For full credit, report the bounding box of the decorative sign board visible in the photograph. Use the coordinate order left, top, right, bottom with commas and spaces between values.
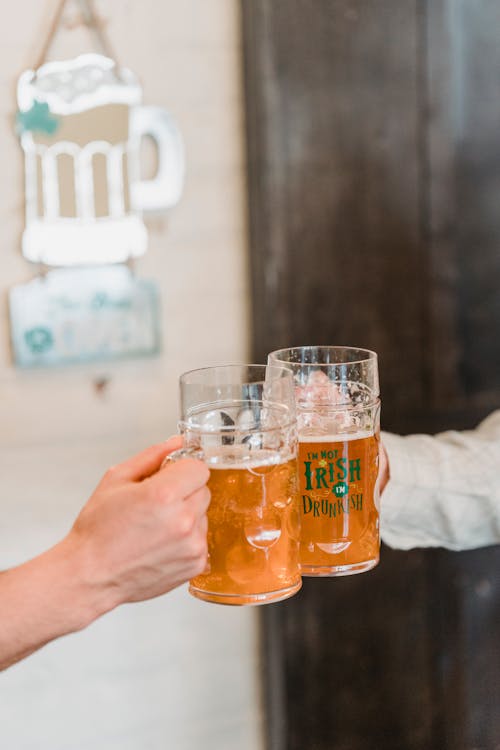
16, 53, 184, 266
9, 266, 160, 367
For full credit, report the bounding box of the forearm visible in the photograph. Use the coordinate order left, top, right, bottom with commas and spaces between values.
0, 439, 209, 672
381, 463, 500, 551
380, 412, 500, 550
0, 538, 112, 671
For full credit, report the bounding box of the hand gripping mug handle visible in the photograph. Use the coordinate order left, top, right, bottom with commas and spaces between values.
130, 106, 185, 213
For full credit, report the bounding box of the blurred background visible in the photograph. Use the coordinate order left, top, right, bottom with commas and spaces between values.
1, 1, 500, 749
0, 1, 258, 749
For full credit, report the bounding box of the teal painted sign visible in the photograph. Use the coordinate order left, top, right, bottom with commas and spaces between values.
9, 266, 161, 368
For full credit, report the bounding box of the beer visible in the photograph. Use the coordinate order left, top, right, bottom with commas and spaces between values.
297, 432, 379, 575
190, 448, 301, 605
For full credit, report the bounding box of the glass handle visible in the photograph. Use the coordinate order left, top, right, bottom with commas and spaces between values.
161, 447, 204, 470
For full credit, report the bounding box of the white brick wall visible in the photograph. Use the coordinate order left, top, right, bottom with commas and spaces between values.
0, 2, 262, 748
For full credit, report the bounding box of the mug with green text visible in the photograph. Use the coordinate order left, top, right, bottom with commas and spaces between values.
268, 346, 381, 577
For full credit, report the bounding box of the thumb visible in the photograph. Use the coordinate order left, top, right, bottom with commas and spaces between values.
106, 436, 183, 483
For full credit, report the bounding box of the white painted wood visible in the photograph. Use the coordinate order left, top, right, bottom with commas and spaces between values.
0, 2, 260, 749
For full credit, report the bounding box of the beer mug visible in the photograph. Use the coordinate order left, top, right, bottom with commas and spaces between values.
166, 364, 302, 605
268, 347, 380, 576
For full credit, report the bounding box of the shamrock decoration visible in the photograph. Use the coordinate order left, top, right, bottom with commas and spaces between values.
16, 100, 60, 136
24, 326, 54, 354
318, 459, 327, 468
91, 292, 109, 310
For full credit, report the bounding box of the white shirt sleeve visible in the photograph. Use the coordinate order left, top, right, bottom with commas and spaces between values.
380, 410, 500, 551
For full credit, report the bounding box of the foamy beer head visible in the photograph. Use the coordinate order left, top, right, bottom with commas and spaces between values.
268, 346, 381, 577
172, 364, 302, 606
19, 54, 140, 148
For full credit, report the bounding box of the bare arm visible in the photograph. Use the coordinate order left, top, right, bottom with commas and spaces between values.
0, 437, 210, 672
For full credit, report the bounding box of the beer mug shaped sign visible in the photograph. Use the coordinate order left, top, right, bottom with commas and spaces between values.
16, 53, 184, 266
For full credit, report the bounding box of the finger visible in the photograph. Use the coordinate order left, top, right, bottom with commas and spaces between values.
378, 442, 389, 494
147, 457, 210, 502
108, 437, 183, 483
196, 513, 208, 538
185, 485, 211, 518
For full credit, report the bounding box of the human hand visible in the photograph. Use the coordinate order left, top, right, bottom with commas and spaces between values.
379, 441, 390, 494
61, 436, 211, 619
0, 438, 210, 671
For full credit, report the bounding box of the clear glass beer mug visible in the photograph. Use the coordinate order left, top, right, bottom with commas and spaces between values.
166, 364, 302, 605
268, 346, 381, 576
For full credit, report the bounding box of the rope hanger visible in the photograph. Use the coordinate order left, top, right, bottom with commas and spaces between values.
32, 0, 118, 72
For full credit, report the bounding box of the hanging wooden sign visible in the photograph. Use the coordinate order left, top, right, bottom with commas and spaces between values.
9, 266, 160, 367
9, 0, 183, 368
16, 52, 184, 267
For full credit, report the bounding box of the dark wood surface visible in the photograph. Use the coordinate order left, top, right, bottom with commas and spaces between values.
242, 1, 500, 748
